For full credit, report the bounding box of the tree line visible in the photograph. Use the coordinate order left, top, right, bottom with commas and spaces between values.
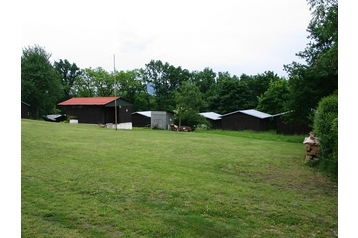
21, 0, 338, 178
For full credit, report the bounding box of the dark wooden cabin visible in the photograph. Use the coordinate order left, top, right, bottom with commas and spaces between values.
21, 101, 30, 118
199, 112, 222, 129
57, 97, 132, 124
221, 109, 272, 131
132, 111, 151, 127
274, 112, 311, 135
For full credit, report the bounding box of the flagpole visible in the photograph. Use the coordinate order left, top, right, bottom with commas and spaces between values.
114, 54, 117, 131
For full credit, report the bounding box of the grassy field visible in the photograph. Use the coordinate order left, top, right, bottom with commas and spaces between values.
21, 119, 337, 237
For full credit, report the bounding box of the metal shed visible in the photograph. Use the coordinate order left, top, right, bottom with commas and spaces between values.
132, 111, 151, 127
21, 101, 30, 119
273, 112, 311, 135
221, 109, 272, 131
199, 112, 222, 129
132, 111, 174, 130
151, 111, 174, 130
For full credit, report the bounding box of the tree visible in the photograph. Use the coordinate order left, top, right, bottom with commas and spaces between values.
115, 69, 149, 111
91, 67, 113, 96
21, 45, 62, 119
208, 72, 252, 114
256, 78, 290, 115
72, 67, 113, 97
72, 68, 96, 97
243, 71, 281, 109
144, 60, 189, 111
191, 67, 217, 112
144, 60, 173, 110
191, 67, 216, 95
283, 0, 338, 125
174, 81, 206, 129
54, 59, 81, 100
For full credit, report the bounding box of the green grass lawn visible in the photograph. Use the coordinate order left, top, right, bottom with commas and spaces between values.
21, 119, 337, 237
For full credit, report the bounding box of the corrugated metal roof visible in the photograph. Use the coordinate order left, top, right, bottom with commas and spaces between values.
222, 109, 272, 119
271, 111, 291, 117
21, 101, 30, 106
199, 112, 222, 120
132, 111, 152, 117
58, 97, 119, 106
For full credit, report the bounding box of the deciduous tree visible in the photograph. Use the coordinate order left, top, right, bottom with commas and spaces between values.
283, 0, 338, 125
54, 59, 81, 100
256, 78, 290, 115
21, 45, 62, 119
174, 81, 206, 129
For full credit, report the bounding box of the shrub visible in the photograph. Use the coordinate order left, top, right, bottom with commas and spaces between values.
175, 110, 211, 131
312, 93, 338, 180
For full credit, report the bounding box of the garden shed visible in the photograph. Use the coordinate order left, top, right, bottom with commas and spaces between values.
132, 111, 174, 129
21, 101, 30, 118
57, 97, 132, 124
221, 109, 272, 131
151, 111, 174, 130
273, 112, 311, 135
132, 111, 151, 127
199, 112, 222, 129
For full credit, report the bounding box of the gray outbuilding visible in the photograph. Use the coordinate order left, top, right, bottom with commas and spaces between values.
132, 111, 174, 130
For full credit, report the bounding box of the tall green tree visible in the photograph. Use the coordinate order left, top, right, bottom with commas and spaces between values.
144, 60, 172, 110
72, 67, 113, 97
243, 71, 281, 109
174, 81, 206, 129
21, 45, 62, 119
144, 60, 189, 111
54, 59, 81, 100
191, 67, 216, 94
283, 0, 338, 125
91, 67, 113, 96
191, 67, 216, 112
115, 69, 149, 111
72, 68, 96, 97
208, 72, 252, 114
256, 78, 290, 115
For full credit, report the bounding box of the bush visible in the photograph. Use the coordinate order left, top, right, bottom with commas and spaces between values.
175, 110, 211, 131
312, 93, 338, 180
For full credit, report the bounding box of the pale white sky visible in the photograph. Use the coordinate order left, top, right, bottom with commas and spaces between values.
21, 0, 312, 77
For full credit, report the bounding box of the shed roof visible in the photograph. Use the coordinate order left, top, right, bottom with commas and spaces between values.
58, 97, 120, 106
21, 101, 30, 106
271, 111, 291, 117
132, 111, 152, 118
199, 112, 222, 120
222, 109, 272, 119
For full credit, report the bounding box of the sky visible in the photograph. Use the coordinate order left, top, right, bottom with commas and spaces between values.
20, 0, 313, 78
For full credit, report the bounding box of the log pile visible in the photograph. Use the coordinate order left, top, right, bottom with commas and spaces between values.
303, 132, 321, 162
170, 124, 192, 132
98, 123, 107, 128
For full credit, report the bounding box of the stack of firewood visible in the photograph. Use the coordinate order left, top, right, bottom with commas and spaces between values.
303, 132, 321, 162
98, 123, 107, 128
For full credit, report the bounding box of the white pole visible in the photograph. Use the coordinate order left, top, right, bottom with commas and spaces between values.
114, 54, 117, 130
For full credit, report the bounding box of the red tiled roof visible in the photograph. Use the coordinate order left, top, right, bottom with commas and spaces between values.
58, 97, 120, 106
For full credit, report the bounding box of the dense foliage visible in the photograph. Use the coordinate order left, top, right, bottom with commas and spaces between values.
283, 0, 338, 126
312, 93, 338, 180
21, 45, 62, 119
54, 59, 81, 101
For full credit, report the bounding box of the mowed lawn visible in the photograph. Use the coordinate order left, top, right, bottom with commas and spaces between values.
21, 119, 337, 237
